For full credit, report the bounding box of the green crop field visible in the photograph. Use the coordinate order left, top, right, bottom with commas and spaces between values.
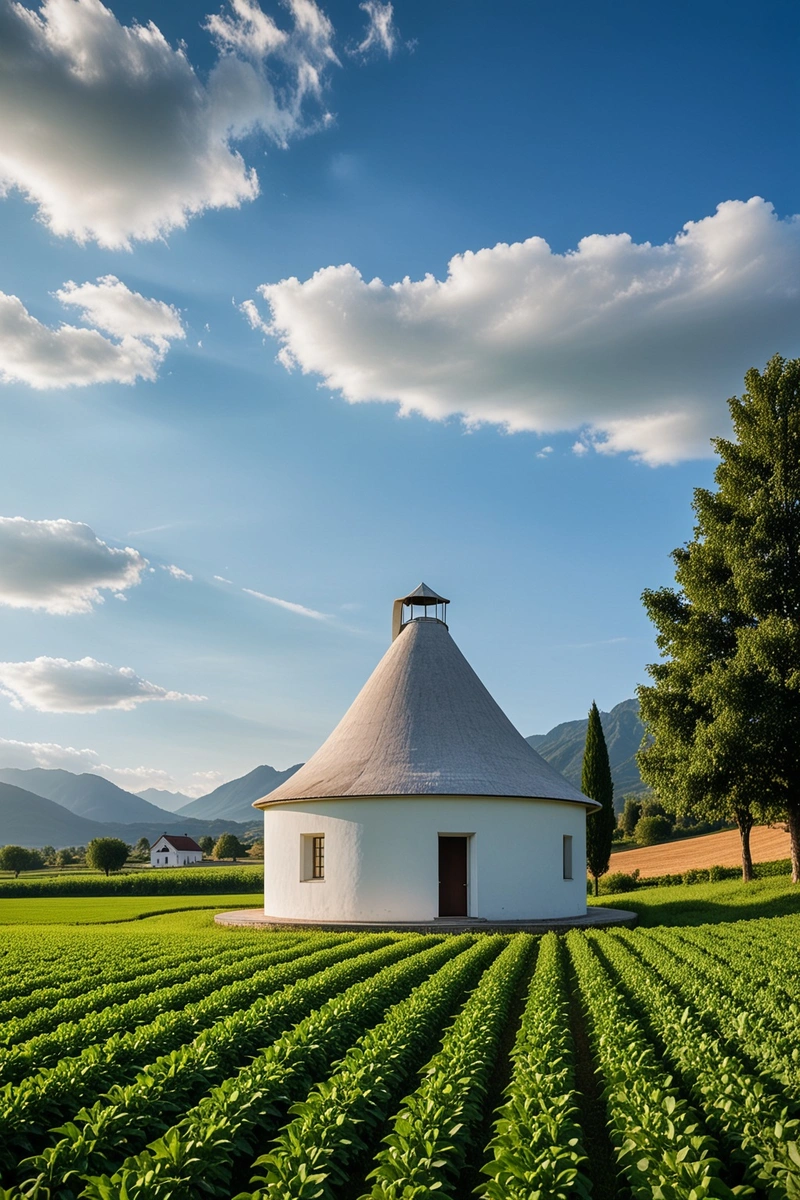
0, 893, 263, 925
1, 908, 799, 1199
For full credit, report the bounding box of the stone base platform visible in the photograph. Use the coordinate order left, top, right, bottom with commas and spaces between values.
214, 907, 636, 933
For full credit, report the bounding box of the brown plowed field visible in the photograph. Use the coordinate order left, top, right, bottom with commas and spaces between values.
609, 823, 790, 878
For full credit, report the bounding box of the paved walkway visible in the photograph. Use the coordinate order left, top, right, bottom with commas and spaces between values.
214, 906, 636, 933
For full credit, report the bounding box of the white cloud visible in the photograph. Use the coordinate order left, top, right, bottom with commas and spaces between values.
56, 276, 184, 345
0, 517, 147, 614
0, 276, 184, 388
243, 586, 328, 619
352, 1, 397, 57
536, 445, 553, 459
0, 737, 218, 797
246, 198, 800, 465
0, 656, 206, 713
161, 563, 193, 581
0, 0, 338, 248
214, 574, 233, 583
0, 736, 100, 771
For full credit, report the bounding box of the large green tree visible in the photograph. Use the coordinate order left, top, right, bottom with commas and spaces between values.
213, 832, 245, 861
638, 356, 800, 882
583, 701, 616, 895
85, 837, 129, 877
0, 845, 43, 877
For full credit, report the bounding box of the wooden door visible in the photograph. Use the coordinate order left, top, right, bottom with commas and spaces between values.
438, 836, 468, 917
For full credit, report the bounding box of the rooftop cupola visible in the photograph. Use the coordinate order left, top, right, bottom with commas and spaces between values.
391, 582, 449, 642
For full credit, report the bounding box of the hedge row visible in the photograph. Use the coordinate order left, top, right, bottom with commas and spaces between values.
592, 856, 792, 894
0, 866, 262, 898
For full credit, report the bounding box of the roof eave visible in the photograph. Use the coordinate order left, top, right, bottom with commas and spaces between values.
253, 791, 600, 810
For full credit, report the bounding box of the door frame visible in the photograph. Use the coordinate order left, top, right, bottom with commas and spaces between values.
437, 832, 475, 918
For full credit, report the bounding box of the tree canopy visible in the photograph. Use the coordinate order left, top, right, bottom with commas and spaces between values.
213, 832, 245, 861
638, 355, 800, 881
0, 845, 43, 877
85, 837, 129, 877
583, 701, 616, 894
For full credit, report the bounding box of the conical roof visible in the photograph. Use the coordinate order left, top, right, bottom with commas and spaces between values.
255, 617, 597, 808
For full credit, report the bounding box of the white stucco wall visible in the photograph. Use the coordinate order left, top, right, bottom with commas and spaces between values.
262, 795, 588, 921
150, 840, 203, 868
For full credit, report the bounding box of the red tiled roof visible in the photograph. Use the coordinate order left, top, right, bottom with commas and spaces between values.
151, 834, 202, 851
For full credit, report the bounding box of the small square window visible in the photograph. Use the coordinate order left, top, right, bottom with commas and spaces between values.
562, 835, 573, 880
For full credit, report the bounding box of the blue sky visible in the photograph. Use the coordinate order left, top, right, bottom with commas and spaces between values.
0, 0, 798, 797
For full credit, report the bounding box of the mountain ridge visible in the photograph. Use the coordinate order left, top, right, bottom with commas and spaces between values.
177, 764, 304, 824
0, 768, 177, 825
526, 697, 648, 802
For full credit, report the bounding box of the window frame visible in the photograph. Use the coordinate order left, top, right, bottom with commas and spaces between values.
300, 832, 326, 881
562, 834, 573, 880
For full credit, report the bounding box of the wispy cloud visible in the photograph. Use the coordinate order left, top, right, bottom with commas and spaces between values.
214, 574, 233, 583
161, 564, 193, 581
127, 523, 180, 537
351, 1, 398, 58
554, 636, 633, 650
243, 587, 329, 620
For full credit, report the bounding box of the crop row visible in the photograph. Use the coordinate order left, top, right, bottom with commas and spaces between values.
82, 935, 485, 1199
478, 931, 590, 1200
2, 919, 799, 1200
0, 935, 361, 1084
596, 932, 800, 1195
237, 935, 504, 1199
0, 936, 302, 1043
17, 935, 441, 1197
0, 934, 400, 1170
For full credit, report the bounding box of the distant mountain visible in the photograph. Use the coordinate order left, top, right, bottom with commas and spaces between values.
136, 787, 194, 813
527, 698, 649, 804
0, 781, 106, 847
0, 768, 176, 825
178, 764, 304, 824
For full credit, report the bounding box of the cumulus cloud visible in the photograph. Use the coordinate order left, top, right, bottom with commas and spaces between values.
0, 656, 206, 713
352, 1, 397, 57
243, 586, 328, 619
245, 198, 800, 465
161, 563, 193, 581
0, 0, 338, 248
0, 276, 184, 388
0, 517, 147, 613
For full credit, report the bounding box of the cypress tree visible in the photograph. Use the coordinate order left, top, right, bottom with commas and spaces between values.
583, 701, 615, 895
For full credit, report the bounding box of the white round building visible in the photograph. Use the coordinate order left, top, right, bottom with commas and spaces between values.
254, 584, 599, 924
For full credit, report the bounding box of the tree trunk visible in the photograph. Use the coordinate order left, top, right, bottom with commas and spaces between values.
593, 875, 599, 897
734, 807, 754, 882
788, 803, 800, 884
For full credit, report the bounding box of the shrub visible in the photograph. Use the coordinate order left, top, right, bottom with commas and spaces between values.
599, 871, 640, 893
0, 865, 261, 897
634, 815, 672, 846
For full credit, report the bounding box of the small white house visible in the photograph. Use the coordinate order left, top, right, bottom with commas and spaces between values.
254, 583, 600, 923
150, 834, 203, 868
